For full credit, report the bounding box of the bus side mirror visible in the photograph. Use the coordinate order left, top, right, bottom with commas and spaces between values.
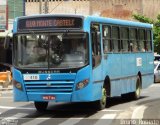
4, 36, 10, 49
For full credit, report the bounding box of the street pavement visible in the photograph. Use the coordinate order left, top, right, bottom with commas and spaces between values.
0, 83, 160, 125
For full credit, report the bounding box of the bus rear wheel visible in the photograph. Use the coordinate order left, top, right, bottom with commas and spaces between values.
93, 87, 107, 110
131, 76, 141, 99
34, 102, 48, 112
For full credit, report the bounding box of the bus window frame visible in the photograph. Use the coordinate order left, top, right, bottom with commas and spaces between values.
12, 31, 90, 72
111, 25, 121, 53
120, 27, 130, 53
102, 25, 112, 54
138, 28, 146, 52
91, 23, 102, 68
129, 28, 139, 53
146, 30, 152, 52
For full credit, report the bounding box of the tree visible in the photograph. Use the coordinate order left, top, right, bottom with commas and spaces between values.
133, 13, 160, 54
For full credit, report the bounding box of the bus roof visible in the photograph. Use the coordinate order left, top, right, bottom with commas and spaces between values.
85, 15, 153, 28
14, 14, 153, 29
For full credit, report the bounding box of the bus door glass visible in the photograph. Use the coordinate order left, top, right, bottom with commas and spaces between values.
91, 24, 101, 68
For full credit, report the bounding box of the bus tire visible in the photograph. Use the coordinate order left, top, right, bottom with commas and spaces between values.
131, 76, 141, 100
34, 102, 48, 112
93, 87, 107, 110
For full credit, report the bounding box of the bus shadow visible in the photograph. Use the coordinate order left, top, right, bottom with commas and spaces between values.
106, 95, 148, 108
19, 102, 98, 118
24, 96, 148, 118
1, 96, 148, 119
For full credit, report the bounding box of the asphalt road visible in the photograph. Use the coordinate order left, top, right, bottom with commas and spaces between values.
0, 83, 160, 125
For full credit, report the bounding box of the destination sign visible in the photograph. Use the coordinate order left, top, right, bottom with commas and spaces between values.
18, 16, 83, 31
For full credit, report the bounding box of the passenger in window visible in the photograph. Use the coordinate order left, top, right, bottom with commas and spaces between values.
130, 42, 138, 52
76, 42, 85, 53
103, 40, 110, 53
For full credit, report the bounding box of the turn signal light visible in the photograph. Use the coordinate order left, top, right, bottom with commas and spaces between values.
12, 80, 23, 91
76, 79, 89, 90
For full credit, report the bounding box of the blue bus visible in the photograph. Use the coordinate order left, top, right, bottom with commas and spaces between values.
10, 14, 154, 111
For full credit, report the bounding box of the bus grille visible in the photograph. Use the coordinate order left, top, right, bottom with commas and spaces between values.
25, 81, 74, 93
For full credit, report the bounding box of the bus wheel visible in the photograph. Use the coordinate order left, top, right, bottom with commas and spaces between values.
93, 87, 107, 110
131, 76, 141, 100
34, 102, 48, 112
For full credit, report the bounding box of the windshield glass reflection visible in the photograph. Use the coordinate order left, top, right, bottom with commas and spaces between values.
13, 33, 89, 69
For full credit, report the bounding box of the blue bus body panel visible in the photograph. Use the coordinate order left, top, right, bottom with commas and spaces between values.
13, 65, 96, 102
101, 52, 154, 97
83, 16, 153, 97
12, 68, 28, 101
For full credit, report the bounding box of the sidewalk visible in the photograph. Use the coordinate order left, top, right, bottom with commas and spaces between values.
0, 85, 13, 96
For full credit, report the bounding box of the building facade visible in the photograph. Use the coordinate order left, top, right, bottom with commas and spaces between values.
0, 0, 24, 70
25, 0, 160, 20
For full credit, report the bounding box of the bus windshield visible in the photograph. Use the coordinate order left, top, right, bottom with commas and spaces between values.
13, 33, 89, 69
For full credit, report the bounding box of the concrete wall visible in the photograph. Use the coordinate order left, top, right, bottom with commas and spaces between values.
25, 0, 160, 20
91, 0, 160, 20
25, 0, 90, 16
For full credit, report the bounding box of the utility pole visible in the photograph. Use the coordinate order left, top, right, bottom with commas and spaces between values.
39, 0, 42, 14
39, 0, 48, 14
89, 0, 92, 15
44, 0, 49, 14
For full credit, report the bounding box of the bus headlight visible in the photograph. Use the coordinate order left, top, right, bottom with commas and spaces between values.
76, 79, 89, 90
13, 80, 23, 91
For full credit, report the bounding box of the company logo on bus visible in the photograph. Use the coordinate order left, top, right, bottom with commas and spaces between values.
38, 70, 60, 74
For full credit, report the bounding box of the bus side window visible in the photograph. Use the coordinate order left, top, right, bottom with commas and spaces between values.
120, 27, 129, 52
129, 28, 138, 52
146, 30, 152, 52
102, 25, 112, 53
91, 24, 101, 67
112, 26, 120, 53
138, 29, 145, 52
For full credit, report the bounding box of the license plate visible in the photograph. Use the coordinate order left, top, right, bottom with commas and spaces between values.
43, 95, 55, 100
24, 74, 39, 80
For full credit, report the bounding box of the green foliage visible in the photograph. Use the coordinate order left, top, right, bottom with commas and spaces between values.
133, 13, 160, 53
133, 14, 154, 24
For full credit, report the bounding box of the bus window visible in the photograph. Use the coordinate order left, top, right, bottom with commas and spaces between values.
146, 30, 152, 52
138, 29, 145, 52
102, 25, 112, 53
91, 24, 101, 67
112, 26, 120, 53
130, 28, 138, 52
120, 27, 129, 52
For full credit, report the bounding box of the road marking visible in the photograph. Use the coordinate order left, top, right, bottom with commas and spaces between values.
100, 114, 117, 119
58, 117, 84, 125
131, 105, 147, 119
22, 116, 51, 125
1, 113, 28, 123
101, 109, 122, 112
94, 114, 116, 125
0, 106, 35, 110
0, 91, 13, 94
0, 96, 12, 99
7, 113, 28, 119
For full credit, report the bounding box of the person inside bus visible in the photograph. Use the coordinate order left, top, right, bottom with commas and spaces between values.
130, 41, 138, 52
25, 42, 46, 65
